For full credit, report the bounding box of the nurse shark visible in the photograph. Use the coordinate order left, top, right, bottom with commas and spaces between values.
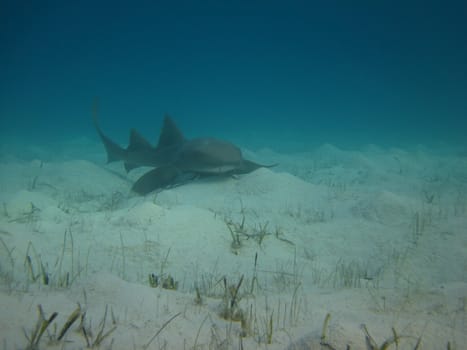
93, 114, 275, 194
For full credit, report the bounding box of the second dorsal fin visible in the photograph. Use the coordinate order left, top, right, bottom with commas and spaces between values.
127, 129, 153, 152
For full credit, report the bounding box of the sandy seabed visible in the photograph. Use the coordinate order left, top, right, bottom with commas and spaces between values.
0, 139, 466, 349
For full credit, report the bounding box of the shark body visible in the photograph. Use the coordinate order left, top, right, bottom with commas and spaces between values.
93, 115, 275, 194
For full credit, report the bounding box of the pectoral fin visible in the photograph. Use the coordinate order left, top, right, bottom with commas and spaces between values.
131, 166, 181, 195
234, 160, 278, 175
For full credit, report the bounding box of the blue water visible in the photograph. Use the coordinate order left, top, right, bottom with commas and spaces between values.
1, 1, 467, 151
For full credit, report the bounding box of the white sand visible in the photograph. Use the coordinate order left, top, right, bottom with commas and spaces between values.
0, 140, 466, 349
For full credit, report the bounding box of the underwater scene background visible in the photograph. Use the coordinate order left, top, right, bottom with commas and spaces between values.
1, 1, 467, 150
1, 2, 467, 349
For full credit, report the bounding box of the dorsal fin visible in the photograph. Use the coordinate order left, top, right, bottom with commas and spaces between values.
156, 115, 185, 149
127, 129, 153, 152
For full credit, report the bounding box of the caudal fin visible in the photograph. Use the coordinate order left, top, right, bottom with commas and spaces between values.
92, 100, 126, 163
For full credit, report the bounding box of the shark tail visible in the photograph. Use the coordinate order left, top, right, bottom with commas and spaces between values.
93, 109, 126, 163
